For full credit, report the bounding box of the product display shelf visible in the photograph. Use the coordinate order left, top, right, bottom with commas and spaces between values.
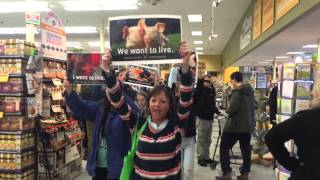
0, 41, 37, 179
37, 55, 82, 180
275, 62, 316, 180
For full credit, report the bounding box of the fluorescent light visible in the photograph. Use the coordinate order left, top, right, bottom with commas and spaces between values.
286, 51, 305, 55
61, 0, 138, 11
195, 47, 203, 51
302, 44, 317, 48
0, 27, 39, 34
67, 42, 81, 48
188, 15, 202, 22
0, 1, 50, 13
197, 52, 203, 55
65, 27, 97, 34
192, 31, 202, 36
88, 41, 110, 47
276, 56, 289, 59
295, 56, 303, 63
194, 41, 203, 45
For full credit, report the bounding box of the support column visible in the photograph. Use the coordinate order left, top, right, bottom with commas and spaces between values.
99, 20, 106, 53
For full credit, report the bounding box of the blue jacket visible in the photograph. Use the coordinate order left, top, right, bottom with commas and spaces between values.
65, 91, 138, 178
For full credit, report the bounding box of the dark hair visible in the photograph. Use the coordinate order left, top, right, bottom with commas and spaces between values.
116, 67, 127, 77
230, 72, 243, 82
136, 91, 148, 101
147, 85, 175, 118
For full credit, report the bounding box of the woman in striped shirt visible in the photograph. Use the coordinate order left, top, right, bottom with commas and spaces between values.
101, 42, 193, 180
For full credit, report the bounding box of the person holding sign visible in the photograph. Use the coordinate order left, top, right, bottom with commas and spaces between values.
101, 41, 193, 180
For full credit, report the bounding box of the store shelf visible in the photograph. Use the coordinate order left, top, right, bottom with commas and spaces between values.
42, 57, 67, 63
0, 129, 34, 135
0, 164, 35, 174
4, 112, 24, 116
0, 93, 24, 97
0, 55, 29, 59
0, 146, 35, 154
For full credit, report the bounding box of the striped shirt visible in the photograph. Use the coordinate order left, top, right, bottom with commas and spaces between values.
103, 68, 193, 180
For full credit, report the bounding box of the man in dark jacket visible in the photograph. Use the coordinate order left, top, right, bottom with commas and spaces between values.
216, 72, 257, 180
195, 74, 220, 167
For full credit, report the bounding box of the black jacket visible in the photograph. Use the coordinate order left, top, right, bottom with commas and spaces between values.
194, 79, 219, 120
265, 108, 320, 180
224, 84, 257, 133
268, 85, 278, 123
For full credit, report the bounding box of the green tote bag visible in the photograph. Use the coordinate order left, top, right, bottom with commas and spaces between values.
120, 118, 148, 180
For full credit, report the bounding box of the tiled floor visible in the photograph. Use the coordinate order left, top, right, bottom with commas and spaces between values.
76, 161, 276, 180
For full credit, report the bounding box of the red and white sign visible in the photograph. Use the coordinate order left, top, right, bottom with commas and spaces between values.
41, 11, 67, 60
25, 12, 41, 26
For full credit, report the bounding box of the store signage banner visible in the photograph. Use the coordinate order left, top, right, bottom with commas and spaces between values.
240, 15, 252, 50
25, 12, 40, 26
262, 0, 274, 32
127, 65, 159, 86
41, 11, 67, 60
253, 0, 262, 40
67, 53, 104, 84
108, 15, 182, 65
256, 73, 267, 89
276, 0, 299, 21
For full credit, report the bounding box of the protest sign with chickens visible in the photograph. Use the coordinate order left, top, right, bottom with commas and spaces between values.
109, 15, 181, 65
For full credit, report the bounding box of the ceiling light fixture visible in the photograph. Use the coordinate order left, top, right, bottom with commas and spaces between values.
197, 52, 203, 55
302, 44, 318, 48
0, 1, 50, 13
0, 27, 39, 34
195, 47, 203, 51
88, 41, 110, 47
61, 0, 138, 11
65, 26, 98, 34
194, 41, 203, 45
209, 0, 220, 40
276, 56, 290, 59
264, 59, 273, 62
192, 31, 202, 36
286, 51, 305, 55
188, 15, 202, 22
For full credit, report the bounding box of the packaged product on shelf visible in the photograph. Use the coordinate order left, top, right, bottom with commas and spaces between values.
38, 148, 65, 173
283, 63, 296, 80
0, 151, 34, 171
280, 99, 293, 115
0, 40, 5, 55
68, 158, 82, 179
296, 81, 313, 98
0, 97, 24, 113
0, 169, 34, 180
0, 117, 34, 131
0, 78, 23, 94
4, 39, 36, 56
0, 59, 23, 74
27, 97, 37, 118
38, 166, 68, 180
296, 64, 312, 80
0, 133, 34, 151
295, 99, 311, 113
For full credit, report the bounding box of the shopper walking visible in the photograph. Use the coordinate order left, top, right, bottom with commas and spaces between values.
64, 73, 139, 180
101, 41, 193, 180
265, 80, 320, 180
216, 72, 257, 180
195, 74, 220, 167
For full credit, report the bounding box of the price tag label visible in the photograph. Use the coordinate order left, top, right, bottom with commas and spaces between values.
0, 74, 9, 82
51, 92, 63, 101
52, 78, 62, 86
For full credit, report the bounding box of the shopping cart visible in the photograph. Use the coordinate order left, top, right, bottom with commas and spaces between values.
209, 114, 244, 170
